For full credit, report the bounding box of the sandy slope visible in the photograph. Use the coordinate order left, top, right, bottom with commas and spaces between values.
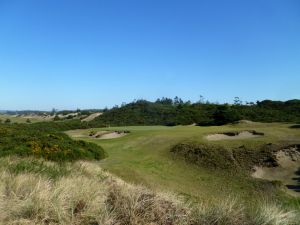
206, 131, 263, 141
82, 112, 103, 122
252, 147, 300, 197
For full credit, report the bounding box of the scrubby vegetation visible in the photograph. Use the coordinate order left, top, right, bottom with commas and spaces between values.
2, 98, 299, 127
29, 119, 89, 131
0, 122, 106, 161
0, 157, 298, 225
88, 98, 300, 127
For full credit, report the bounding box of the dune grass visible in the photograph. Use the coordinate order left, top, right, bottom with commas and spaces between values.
66, 123, 300, 207
0, 156, 298, 225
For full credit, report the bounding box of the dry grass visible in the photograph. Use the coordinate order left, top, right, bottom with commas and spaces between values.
0, 157, 298, 225
254, 203, 298, 225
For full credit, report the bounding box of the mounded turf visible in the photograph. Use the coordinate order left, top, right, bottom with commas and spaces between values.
2, 156, 297, 224
66, 122, 300, 208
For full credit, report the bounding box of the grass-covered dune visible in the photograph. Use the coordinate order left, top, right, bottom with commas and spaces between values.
66, 122, 300, 214
170, 142, 294, 171
0, 156, 298, 225
0, 123, 106, 161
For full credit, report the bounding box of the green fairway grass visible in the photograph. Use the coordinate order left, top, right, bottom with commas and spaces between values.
66, 122, 300, 207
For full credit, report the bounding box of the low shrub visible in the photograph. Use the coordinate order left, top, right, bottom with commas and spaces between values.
89, 130, 97, 136
0, 123, 106, 162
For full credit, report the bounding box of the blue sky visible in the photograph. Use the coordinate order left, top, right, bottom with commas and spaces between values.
0, 0, 299, 110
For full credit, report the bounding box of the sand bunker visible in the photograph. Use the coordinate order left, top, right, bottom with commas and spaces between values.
252, 145, 300, 196
89, 131, 129, 139
206, 130, 264, 141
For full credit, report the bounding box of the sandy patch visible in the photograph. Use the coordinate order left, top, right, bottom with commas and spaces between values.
98, 132, 127, 139
237, 120, 256, 124
17, 114, 55, 121
57, 113, 79, 119
206, 131, 264, 141
82, 113, 103, 122
90, 131, 128, 139
252, 145, 300, 196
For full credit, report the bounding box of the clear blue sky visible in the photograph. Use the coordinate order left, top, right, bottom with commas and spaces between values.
0, 0, 299, 110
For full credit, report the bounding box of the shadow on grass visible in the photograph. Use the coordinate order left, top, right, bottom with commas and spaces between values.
286, 168, 300, 193
290, 124, 300, 129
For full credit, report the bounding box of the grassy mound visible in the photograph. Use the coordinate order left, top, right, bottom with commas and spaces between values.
66, 124, 300, 204
170, 142, 286, 172
0, 157, 297, 225
0, 123, 106, 161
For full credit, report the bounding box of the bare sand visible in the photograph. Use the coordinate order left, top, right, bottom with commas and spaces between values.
82, 113, 103, 122
238, 120, 256, 124
252, 146, 300, 196
206, 131, 263, 141
92, 131, 128, 139
23, 114, 55, 121
98, 132, 127, 139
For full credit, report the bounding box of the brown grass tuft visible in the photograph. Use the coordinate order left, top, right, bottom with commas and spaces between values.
0, 157, 298, 225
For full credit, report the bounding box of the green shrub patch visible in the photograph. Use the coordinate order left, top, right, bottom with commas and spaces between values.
0, 123, 106, 161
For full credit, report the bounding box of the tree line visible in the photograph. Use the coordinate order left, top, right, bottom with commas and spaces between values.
88, 98, 300, 127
